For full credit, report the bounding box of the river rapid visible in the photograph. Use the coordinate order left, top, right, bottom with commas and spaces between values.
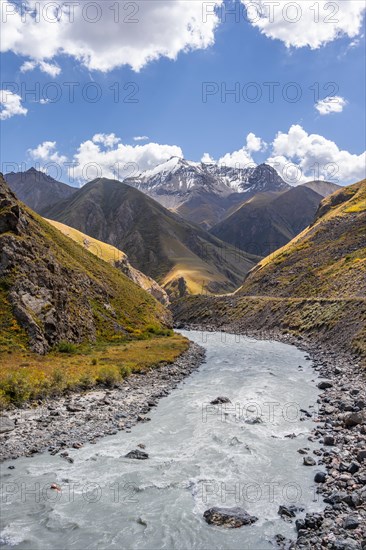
0, 330, 325, 549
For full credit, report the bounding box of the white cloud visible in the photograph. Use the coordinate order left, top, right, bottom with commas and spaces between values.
27, 127, 366, 187
245, 132, 267, 153
29, 141, 67, 165
241, 0, 366, 49
92, 133, 121, 149
1, 0, 223, 73
266, 124, 366, 184
133, 136, 149, 142
201, 152, 215, 164
315, 96, 348, 115
0, 89, 27, 120
216, 133, 266, 168
20, 59, 61, 77
70, 134, 183, 181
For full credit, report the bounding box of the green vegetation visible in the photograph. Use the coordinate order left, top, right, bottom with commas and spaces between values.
0, 335, 189, 407
239, 180, 366, 299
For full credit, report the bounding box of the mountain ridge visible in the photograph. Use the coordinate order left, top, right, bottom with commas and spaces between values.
5, 168, 77, 214
43, 177, 261, 297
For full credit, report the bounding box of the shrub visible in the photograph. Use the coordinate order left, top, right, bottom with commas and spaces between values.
57, 341, 78, 354
96, 365, 119, 387
119, 365, 131, 378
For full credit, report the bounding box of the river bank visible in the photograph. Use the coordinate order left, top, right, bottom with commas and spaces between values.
0, 343, 205, 462
177, 322, 366, 550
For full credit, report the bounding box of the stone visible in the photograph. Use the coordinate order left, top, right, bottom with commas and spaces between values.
0, 417, 15, 433
356, 450, 366, 462
348, 462, 360, 474
125, 450, 149, 460
318, 381, 333, 390
344, 411, 366, 428
343, 516, 360, 530
278, 505, 304, 519
210, 396, 231, 405
314, 472, 327, 483
324, 435, 335, 446
203, 507, 258, 528
303, 456, 316, 466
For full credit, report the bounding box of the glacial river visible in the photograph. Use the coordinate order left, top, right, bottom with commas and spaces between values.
0, 330, 325, 549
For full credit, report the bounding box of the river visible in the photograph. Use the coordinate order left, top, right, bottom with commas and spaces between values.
0, 330, 325, 549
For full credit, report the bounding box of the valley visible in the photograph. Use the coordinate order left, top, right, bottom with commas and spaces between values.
1, 171, 366, 549
1, 4, 366, 549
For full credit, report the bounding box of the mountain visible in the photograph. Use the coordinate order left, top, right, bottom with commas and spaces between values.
46, 219, 169, 305
302, 180, 341, 198
210, 185, 323, 257
43, 177, 260, 297
173, 180, 366, 363
0, 174, 170, 355
239, 179, 366, 298
4, 168, 77, 213
125, 159, 289, 228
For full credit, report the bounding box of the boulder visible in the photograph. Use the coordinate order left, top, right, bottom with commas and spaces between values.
203, 507, 258, 528
125, 450, 149, 460
303, 456, 316, 466
323, 435, 335, 446
314, 472, 327, 483
210, 397, 231, 405
343, 516, 360, 530
318, 380, 333, 390
344, 411, 366, 428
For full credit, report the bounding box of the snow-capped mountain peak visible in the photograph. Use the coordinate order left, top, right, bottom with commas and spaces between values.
125, 159, 289, 226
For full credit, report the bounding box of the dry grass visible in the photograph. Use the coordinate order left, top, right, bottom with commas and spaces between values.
0, 334, 189, 408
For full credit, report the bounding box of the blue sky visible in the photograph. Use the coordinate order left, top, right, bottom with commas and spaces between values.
1, 0, 365, 186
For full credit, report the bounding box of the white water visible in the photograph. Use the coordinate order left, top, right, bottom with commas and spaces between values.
0, 331, 324, 549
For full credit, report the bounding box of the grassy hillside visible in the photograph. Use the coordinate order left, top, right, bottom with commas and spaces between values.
174, 180, 366, 365
239, 179, 366, 298
44, 177, 260, 297
211, 186, 323, 257
0, 174, 188, 406
46, 219, 169, 304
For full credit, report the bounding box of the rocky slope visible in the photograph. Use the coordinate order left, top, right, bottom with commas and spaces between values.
0, 174, 170, 355
211, 185, 323, 257
125, 159, 289, 228
43, 177, 260, 298
302, 180, 341, 198
174, 180, 366, 362
46, 219, 169, 305
239, 179, 366, 299
5, 168, 77, 213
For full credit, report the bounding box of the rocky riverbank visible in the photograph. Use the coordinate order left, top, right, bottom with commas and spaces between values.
0, 342, 205, 462
176, 323, 366, 550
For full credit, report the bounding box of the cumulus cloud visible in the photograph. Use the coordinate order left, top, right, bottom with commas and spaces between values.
70, 134, 183, 181
133, 136, 149, 142
201, 152, 215, 164
315, 96, 348, 115
27, 127, 365, 186
241, 0, 366, 49
266, 125, 366, 184
29, 141, 67, 165
1, 0, 223, 73
215, 133, 266, 168
0, 89, 28, 120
